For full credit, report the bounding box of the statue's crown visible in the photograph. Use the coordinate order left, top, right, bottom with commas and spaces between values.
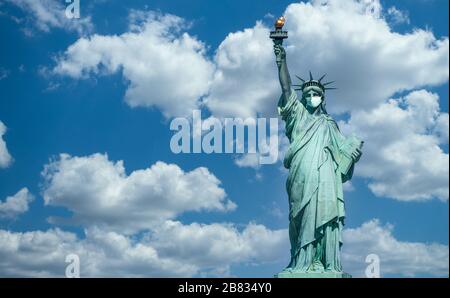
293, 72, 336, 93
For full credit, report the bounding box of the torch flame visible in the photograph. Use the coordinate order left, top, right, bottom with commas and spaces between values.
275, 16, 285, 29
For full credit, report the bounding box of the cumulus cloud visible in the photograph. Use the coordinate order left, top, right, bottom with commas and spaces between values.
0, 151, 289, 277
283, 0, 448, 113
386, 6, 410, 25
205, 22, 278, 118
342, 219, 449, 277
0, 222, 287, 277
387, 6, 410, 24
1, 218, 447, 277
434, 113, 449, 144
51, 0, 446, 119
149, 220, 287, 271
0, 227, 190, 277
340, 89, 449, 201
53, 11, 214, 118
50, 1, 449, 201
205, 0, 449, 205
0, 0, 448, 278
205, 0, 448, 118
234, 153, 261, 169
41, 153, 236, 234
0, 121, 13, 168
3, 0, 93, 35
0, 188, 34, 219
50, 1, 448, 119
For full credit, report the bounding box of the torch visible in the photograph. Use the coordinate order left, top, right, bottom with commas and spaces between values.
269, 16, 288, 64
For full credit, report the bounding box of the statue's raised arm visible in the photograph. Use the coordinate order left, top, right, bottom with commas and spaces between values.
274, 44, 293, 106
270, 16, 292, 107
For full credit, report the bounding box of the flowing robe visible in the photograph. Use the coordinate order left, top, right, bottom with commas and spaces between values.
278, 90, 354, 271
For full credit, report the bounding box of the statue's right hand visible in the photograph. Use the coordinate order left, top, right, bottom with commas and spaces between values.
274, 44, 286, 61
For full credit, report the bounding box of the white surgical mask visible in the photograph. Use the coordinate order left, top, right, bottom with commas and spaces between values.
307, 96, 322, 108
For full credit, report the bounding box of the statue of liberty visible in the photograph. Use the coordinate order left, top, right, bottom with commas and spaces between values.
271, 17, 363, 278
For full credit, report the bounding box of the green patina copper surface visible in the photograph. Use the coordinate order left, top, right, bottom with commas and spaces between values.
271, 17, 363, 278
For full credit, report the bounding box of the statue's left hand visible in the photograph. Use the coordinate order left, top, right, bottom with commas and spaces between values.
351, 148, 362, 162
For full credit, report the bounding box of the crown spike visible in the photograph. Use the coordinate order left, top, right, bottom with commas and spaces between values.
324, 87, 337, 90
295, 75, 305, 82
322, 81, 335, 86
309, 71, 313, 80
318, 73, 327, 83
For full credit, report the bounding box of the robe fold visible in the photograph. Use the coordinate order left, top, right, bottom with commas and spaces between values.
278, 90, 354, 256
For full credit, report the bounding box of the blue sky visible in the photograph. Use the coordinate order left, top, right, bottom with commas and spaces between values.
0, 0, 448, 277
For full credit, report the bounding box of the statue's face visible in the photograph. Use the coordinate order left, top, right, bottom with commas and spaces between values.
303, 87, 323, 109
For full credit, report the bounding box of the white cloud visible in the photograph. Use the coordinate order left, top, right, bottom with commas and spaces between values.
434, 113, 449, 144
1, 218, 447, 277
0, 151, 287, 277
56, 0, 447, 119
53, 11, 214, 118
149, 220, 287, 270
0, 227, 191, 277
234, 153, 261, 169
0, 221, 287, 277
3, 0, 93, 35
340, 89, 449, 201
205, 0, 449, 203
386, 6, 410, 25
0, 188, 34, 219
0, 0, 447, 278
343, 181, 355, 192
342, 219, 449, 277
205, 22, 278, 118
282, 0, 448, 114
50, 1, 449, 201
205, 0, 448, 118
50, 0, 448, 119
42, 153, 236, 234
0, 121, 13, 168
